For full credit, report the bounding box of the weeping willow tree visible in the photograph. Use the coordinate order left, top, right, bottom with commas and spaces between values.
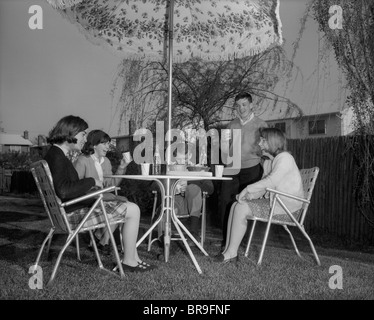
110, 60, 167, 134
170, 46, 302, 131
304, 0, 374, 227
111, 45, 302, 134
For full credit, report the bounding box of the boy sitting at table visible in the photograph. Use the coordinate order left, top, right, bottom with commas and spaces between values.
173, 143, 214, 239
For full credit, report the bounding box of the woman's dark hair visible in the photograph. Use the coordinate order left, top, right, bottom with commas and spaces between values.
234, 92, 253, 103
81, 129, 111, 155
47, 115, 88, 145
260, 127, 287, 156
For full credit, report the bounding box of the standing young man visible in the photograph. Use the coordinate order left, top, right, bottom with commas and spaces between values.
219, 92, 268, 249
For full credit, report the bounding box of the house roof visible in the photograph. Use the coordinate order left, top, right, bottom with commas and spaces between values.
259, 100, 349, 121
0, 133, 33, 146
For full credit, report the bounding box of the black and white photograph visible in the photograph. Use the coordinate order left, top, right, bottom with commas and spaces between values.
0, 0, 373, 305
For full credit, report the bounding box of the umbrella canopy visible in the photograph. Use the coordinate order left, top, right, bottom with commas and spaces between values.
47, 0, 283, 163
47, 0, 282, 63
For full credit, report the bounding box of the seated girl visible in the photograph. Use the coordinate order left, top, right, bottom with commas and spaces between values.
45, 116, 155, 272
215, 127, 304, 263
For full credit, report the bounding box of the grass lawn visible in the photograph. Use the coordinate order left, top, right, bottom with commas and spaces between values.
1, 195, 373, 302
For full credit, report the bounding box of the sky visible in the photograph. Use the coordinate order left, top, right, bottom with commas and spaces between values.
0, 0, 346, 142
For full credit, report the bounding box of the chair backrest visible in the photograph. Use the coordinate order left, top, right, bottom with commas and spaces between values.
298, 167, 319, 225
30, 160, 69, 233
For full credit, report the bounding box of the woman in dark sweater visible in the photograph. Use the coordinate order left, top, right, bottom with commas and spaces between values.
44, 115, 155, 272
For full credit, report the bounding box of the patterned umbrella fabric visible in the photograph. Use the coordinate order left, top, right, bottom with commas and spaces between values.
47, 0, 283, 164
47, 0, 283, 63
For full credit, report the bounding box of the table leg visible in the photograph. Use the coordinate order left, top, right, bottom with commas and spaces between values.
171, 216, 203, 274
136, 207, 165, 248
136, 179, 166, 248
172, 216, 209, 256
136, 177, 210, 273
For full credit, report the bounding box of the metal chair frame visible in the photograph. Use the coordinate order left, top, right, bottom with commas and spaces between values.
30, 160, 126, 285
147, 190, 208, 250
244, 167, 321, 266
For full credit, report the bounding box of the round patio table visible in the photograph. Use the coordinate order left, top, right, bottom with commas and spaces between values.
105, 173, 231, 274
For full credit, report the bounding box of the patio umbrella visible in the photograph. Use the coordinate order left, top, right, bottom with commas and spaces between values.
46, 0, 283, 162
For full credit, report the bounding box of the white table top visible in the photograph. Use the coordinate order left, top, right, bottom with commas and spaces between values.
105, 174, 231, 181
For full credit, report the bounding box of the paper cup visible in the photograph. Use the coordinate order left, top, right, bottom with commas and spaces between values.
215, 165, 224, 177
141, 163, 150, 175
122, 152, 132, 163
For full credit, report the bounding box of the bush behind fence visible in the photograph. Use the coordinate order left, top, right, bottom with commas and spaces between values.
288, 136, 374, 246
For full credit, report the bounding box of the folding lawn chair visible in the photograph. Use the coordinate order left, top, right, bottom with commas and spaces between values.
30, 160, 126, 285
245, 167, 321, 266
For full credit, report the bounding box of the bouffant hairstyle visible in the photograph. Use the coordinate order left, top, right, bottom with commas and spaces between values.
47, 115, 88, 145
260, 127, 287, 157
81, 130, 111, 156
234, 92, 253, 103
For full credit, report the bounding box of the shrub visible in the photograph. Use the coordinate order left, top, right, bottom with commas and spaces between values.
0, 151, 42, 170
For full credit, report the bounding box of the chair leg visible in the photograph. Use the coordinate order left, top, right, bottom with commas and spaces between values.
148, 191, 158, 252
88, 231, 104, 268
258, 202, 277, 265
276, 196, 321, 266
245, 220, 257, 258
119, 224, 124, 253
76, 234, 81, 261
297, 226, 321, 266
45, 231, 55, 260
99, 200, 125, 278
283, 225, 301, 258
200, 193, 207, 248
48, 233, 78, 285
33, 228, 55, 271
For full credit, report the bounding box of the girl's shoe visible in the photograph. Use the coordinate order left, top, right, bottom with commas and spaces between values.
88, 239, 111, 256
213, 254, 238, 264
121, 262, 157, 273
113, 261, 157, 273
138, 261, 157, 270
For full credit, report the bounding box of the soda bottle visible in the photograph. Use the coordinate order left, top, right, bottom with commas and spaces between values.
153, 143, 162, 175
199, 145, 207, 166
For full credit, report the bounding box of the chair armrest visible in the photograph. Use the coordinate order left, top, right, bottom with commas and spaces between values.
265, 188, 310, 204
114, 186, 121, 195
61, 186, 116, 207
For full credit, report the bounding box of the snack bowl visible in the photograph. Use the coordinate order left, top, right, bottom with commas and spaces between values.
168, 164, 187, 172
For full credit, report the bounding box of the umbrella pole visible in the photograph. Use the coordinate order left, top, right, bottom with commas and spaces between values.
166, 0, 174, 166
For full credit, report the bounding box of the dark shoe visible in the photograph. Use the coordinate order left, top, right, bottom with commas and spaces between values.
214, 253, 238, 264
186, 238, 197, 247
88, 242, 111, 256
116, 262, 157, 273
189, 216, 200, 235
220, 241, 226, 253
115, 244, 124, 254
112, 260, 157, 272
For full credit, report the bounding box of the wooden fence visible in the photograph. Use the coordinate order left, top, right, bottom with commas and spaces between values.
0, 168, 37, 195
1, 136, 373, 245
288, 136, 374, 245
0, 167, 12, 193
